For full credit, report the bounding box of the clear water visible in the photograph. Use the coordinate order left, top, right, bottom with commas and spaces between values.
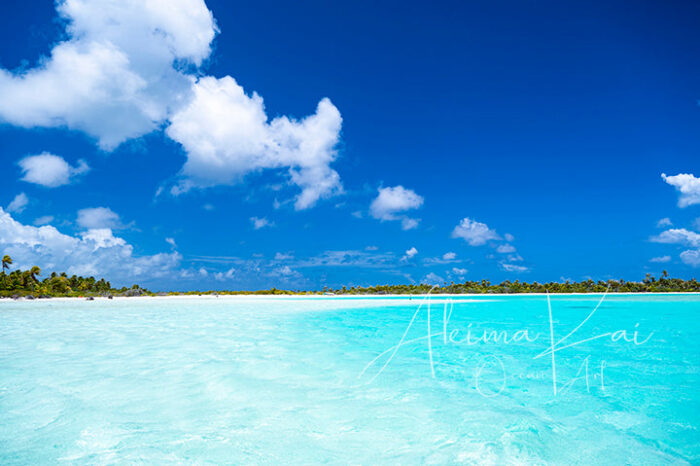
0, 295, 698, 464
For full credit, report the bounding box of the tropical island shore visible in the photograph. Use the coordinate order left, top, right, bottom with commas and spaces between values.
2, 254, 699, 299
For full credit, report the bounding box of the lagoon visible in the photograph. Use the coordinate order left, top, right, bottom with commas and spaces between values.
0, 294, 698, 464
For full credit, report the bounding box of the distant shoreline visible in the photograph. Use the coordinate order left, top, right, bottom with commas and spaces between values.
2, 291, 700, 302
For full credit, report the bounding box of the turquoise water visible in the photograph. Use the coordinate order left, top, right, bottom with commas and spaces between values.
0, 294, 698, 464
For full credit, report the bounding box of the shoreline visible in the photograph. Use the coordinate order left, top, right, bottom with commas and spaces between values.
2, 291, 700, 302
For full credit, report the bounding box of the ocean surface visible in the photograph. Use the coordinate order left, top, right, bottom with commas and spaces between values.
0, 294, 698, 464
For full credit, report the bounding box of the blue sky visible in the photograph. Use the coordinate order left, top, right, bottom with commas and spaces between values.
0, 0, 699, 290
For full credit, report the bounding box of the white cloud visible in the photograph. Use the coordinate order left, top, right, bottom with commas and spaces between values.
166, 76, 343, 210
680, 249, 700, 267
650, 228, 700, 248
451, 267, 468, 276
165, 237, 177, 248
19, 152, 89, 187
274, 252, 294, 260
6, 193, 29, 214
1, 1, 345, 211
402, 247, 418, 261
250, 216, 273, 230
271, 265, 299, 277
424, 251, 460, 265
77, 207, 124, 230
662, 173, 700, 208
0, 207, 180, 283
34, 216, 55, 226
369, 186, 423, 229
496, 244, 516, 253
501, 263, 529, 272
292, 250, 393, 268
400, 218, 420, 230
213, 268, 236, 281
650, 255, 671, 263
452, 217, 500, 246
422, 272, 444, 285
504, 233, 515, 242
0, 0, 217, 150
656, 217, 673, 228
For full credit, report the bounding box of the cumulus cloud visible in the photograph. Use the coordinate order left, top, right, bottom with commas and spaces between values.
19, 153, 89, 187
274, 252, 294, 260
402, 247, 418, 261
0, 0, 217, 150
662, 173, 700, 208
6, 193, 29, 214
0, 207, 180, 283
656, 217, 672, 228
77, 207, 124, 230
650, 255, 671, 263
165, 237, 177, 248
680, 249, 700, 267
650, 228, 700, 248
501, 263, 529, 272
400, 218, 420, 230
369, 185, 423, 229
452, 217, 500, 246
270, 265, 301, 278
34, 216, 55, 226
496, 244, 516, 253
250, 216, 273, 230
166, 76, 343, 209
451, 267, 468, 276
1, 1, 345, 211
422, 272, 444, 285
213, 268, 236, 281
424, 251, 460, 265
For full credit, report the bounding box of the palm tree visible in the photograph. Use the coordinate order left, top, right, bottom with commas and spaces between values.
29, 266, 41, 291
1, 255, 11, 288
2, 255, 11, 272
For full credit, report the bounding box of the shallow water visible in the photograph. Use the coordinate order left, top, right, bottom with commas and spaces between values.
0, 295, 698, 464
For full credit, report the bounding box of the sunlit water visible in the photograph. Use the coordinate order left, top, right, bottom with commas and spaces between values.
0, 294, 698, 464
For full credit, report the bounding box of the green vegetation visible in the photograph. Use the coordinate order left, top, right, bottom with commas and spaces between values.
1, 253, 698, 298
0, 254, 149, 298
175, 272, 700, 295
315, 272, 700, 294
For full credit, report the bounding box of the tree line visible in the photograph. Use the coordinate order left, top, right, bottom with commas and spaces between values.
1, 255, 147, 297
317, 271, 700, 295
170, 271, 699, 295
2, 253, 699, 297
